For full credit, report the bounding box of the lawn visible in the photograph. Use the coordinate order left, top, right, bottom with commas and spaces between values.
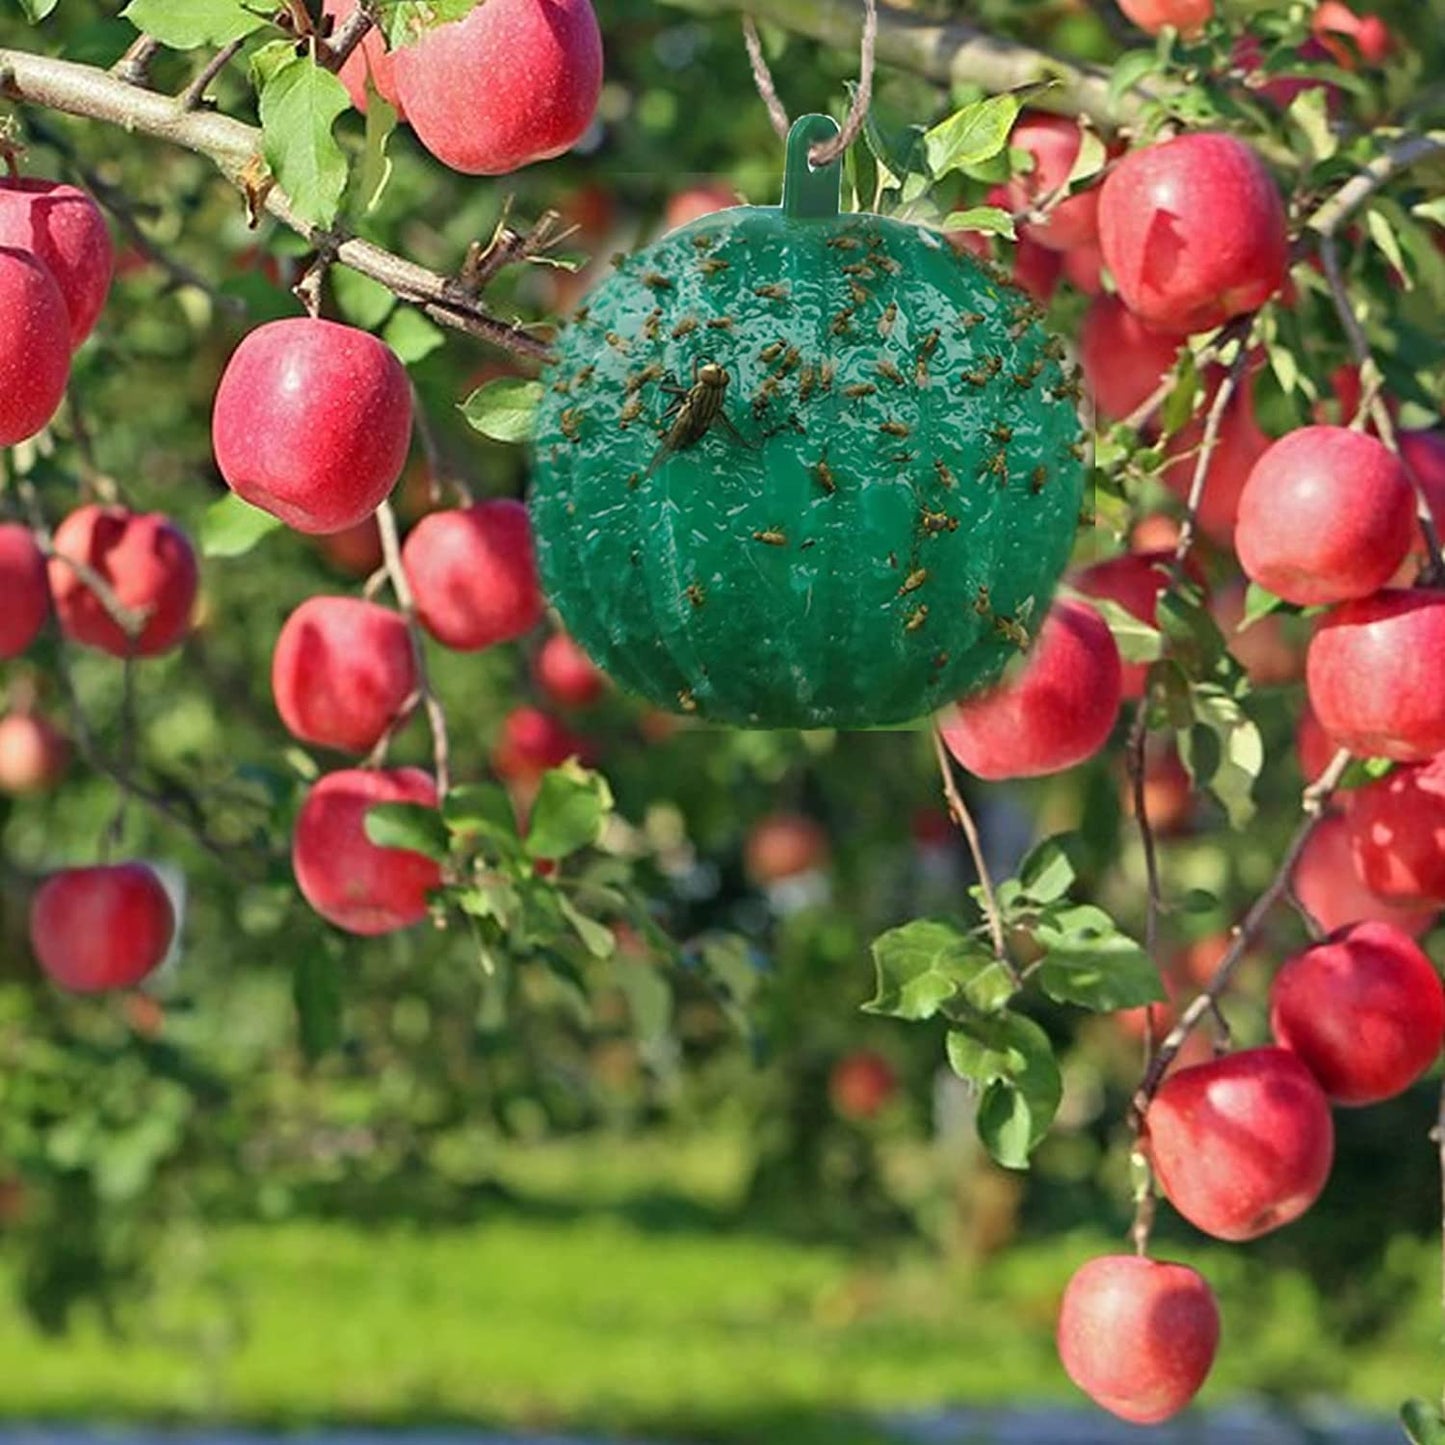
0, 1132, 1437, 1444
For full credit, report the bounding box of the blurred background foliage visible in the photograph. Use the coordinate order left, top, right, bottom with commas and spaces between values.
1, 0, 1444, 1437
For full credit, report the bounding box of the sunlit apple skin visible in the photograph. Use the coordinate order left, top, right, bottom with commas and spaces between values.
1098, 134, 1288, 334
939, 600, 1122, 779
0, 713, 68, 795
322, 0, 406, 116
745, 812, 829, 884
1294, 812, 1435, 936
402, 499, 542, 651
1057, 1255, 1220, 1425
829, 1050, 897, 1121
272, 597, 418, 754
392, 0, 603, 176
1073, 550, 1177, 699
1270, 922, 1445, 1105
1346, 757, 1445, 905
1078, 294, 1182, 423
0, 178, 113, 347
1312, 0, 1392, 66
1296, 697, 1338, 786
1000, 113, 1101, 253
0, 524, 50, 659
48, 504, 199, 658
535, 633, 606, 708
1235, 427, 1414, 606
292, 768, 442, 935
492, 706, 586, 785
0, 246, 70, 447
1116, 0, 1213, 37
29, 863, 174, 993
1162, 373, 1272, 545
1307, 590, 1445, 762
1145, 1046, 1334, 1242
212, 317, 412, 535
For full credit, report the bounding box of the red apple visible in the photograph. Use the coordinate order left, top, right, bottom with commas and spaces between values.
1116, 0, 1213, 37
1078, 294, 1183, 423
0, 524, 50, 659
402, 499, 543, 651
745, 812, 829, 884
1294, 812, 1435, 936
1073, 550, 1177, 698
292, 767, 442, 935
272, 597, 418, 754
1000, 113, 1101, 253
950, 214, 1062, 305
1312, 1, 1392, 66
0, 177, 113, 347
829, 1050, 897, 1120
664, 184, 740, 231
1270, 921, 1444, 1105
1057, 1255, 1220, 1424
1296, 696, 1338, 785
940, 600, 1122, 779
29, 862, 174, 993
1145, 1046, 1334, 1241
1346, 757, 1445, 904
1235, 426, 1414, 606
0, 246, 70, 447
0, 712, 68, 795
48, 504, 198, 658
1061, 240, 1106, 295
492, 706, 586, 784
535, 633, 605, 708
212, 317, 412, 535
1212, 582, 1304, 687
1397, 429, 1445, 581
317, 516, 384, 578
1098, 134, 1288, 334
1307, 589, 1445, 761
1162, 370, 1272, 545
322, 0, 407, 116
392, 0, 603, 176
1124, 742, 1195, 834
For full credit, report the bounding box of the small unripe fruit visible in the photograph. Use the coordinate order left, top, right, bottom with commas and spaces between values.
392, 0, 603, 176
212, 318, 412, 535
744, 812, 829, 885
272, 597, 418, 754
939, 599, 1122, 780
0, 177, 114, 346
1307, 590, 1445, 761
1057, 1255, 1220, 1424
48, 504, 199, 658
292, 767, 442, 935
1270, 921, 1445, 1105
1145, 1046, 1334, 1241
829, 1050, 897, 1121
535, 633, 606, 708
402, 499, 543, 651
1099, 134, 1288, 334
0, 524, 50, 659
0, 713, 68, 795
0, 246, 70, 446
29, 862, 174, 993
1236, 427, 1414, 606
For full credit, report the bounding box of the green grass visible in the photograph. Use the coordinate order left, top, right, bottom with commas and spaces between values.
0, 1134, 1439, 1443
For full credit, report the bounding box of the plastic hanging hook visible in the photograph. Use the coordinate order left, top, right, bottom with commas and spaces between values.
781, 114, 843, 221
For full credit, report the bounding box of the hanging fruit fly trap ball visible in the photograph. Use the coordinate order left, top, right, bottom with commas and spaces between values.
529, 115, 1088, 729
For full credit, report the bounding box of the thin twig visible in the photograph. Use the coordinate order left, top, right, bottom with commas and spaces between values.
375, 499, 451, 798
177, 39, 245, 112
110, 34, 159, 88
1306, 130, 1445, 239
931, 726, 1016, 980
319, 3, 378, 71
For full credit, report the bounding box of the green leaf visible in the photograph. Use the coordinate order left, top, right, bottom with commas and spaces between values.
363, 802, 450, 861
1015, 836, 1076, 905
256, 49, 351, 230
1157, 587, 1228, 680
293, 948, 344, 1061
1108, 50, 1162, 108
461, 377, 544, 445
525, 762, 613, 860
122, 0, 267, 47
1366, 207, 1411, 288
383, 308, 446, 365
443, 783, 518, 847
1160, 350, 1198, 435
923, 94, 1021, 179
1083, 595, 1164, 665
356, 81, 398, 216
1402, 1400, 1445, 1445
1286, 85, 1337, 165
1036, 922, 1165, 1012
864, 919, 1004, 1021
557, 893, 616, 959
16, 0, 59, 20
199, 491, 282, 558
1183, 686, 1264, 828
1241, 581, 1287, 627
1065, 129, 1108, 187
454, 877, 521, 929
1412, 198, 1445, 228
946, 1012, 1061, 1168
331, 266, 395, 330
856, 92, 927, 181
938, 205, 1016, 240
379, 0, 479, 49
